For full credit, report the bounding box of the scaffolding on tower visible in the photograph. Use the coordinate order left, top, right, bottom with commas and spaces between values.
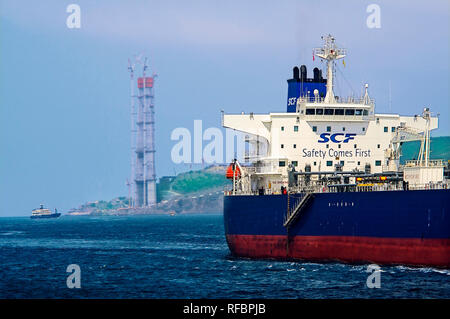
128, 55, 157, 208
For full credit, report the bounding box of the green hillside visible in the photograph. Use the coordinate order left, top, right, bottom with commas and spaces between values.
69, 197, 130, 214
400, 136, 450, 164
171, 171, 228, 193
157, 166, 229, 202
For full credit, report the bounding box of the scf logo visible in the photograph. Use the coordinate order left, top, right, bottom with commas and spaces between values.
318, 133, 357, 143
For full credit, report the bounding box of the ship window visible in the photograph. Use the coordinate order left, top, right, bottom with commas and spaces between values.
281, 144, 284, 149
338, 144, 341, 149
293, 144, 296, 149
281, 126, 284, 131
391, 127, 396, 132
375, 160, 382, 166
324, 108, 334, 115
326, 161, 333, 167
313, 161, 317, 166
362, 127, 366, 132
291, 161, 298, 167
342, 127, 346, 131
316, 109, 324, 115
279, 161, 286, 167
345, 109, 355, 116
354, 144, 357, 148
377, 144, 380, 149
363, 110, 368, 116
312, 126, 317, 132
294, 125, 299, 132
326, 144, 329, 149
357, 161, 360, 165
355, 109, 362, 116
384, 126, 388, 132
306, 108, 315, 115
340, 160, 345, 166
335, 109, 344, 115
327, 126, 331, 132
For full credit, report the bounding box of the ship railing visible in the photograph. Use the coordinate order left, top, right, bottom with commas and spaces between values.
224, 181, 449, 196
251, 165, 284, 174
244, 166, 257, 173
223, 187, 288, 196
405, 182, 449, 191
297, 96, 375, 106
300, 114, 373, 122
243, 152, 265, 162
404, 159, 444, 167
289, 181, 450, 194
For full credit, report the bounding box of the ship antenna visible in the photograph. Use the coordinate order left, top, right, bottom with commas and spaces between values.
389, 80, 392, 112
313, 35, 346, 103
417, 107, 432, 167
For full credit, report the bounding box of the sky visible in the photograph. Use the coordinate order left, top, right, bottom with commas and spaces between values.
0, 0, 448, 216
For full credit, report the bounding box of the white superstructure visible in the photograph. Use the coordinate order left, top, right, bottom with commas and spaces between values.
222, 35, 441, 193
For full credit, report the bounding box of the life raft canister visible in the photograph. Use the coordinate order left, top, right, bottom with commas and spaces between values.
226, 163, 241, 179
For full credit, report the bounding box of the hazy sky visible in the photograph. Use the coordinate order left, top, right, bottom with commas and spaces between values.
0, 0, 448, 216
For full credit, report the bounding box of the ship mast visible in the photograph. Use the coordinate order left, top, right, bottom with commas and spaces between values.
314, 35, 346, 103
417, 108, 432, 167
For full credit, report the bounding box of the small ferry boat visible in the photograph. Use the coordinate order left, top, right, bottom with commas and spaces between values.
31, 204, 61, 219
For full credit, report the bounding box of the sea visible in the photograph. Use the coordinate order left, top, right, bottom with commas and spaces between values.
0, 214, 448, 299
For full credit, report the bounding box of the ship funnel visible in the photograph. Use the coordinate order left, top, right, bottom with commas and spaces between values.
300, 65, 307, 81
293, 67, 299, 80
313, 67, 320, 81
286, 64, 326, 112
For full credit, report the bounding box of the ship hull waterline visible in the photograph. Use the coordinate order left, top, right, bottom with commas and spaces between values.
30, 213, 61, 219
223, 189, 450, 268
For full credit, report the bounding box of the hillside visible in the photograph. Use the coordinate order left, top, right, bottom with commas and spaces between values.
400, 136, 450, 164
157, 165, 228, 202
67, 197, 130, 215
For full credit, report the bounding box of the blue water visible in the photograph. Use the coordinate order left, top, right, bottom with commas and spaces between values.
0, 215, 448, 298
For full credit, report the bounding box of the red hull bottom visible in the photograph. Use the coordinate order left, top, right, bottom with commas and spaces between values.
226, 235, 450, 268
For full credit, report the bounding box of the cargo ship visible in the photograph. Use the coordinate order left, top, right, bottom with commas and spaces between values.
222, 35, 450, 268
31, 204, 61, 219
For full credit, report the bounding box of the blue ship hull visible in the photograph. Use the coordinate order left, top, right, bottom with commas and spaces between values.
30, 213, 61, 219
224, 189, 450, 267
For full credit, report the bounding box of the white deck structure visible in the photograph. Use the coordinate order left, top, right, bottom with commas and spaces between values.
222, 35, 441, 193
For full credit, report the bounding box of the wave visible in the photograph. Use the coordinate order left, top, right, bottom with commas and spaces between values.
0, 231, 25, 236
393, 265, 450, 275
